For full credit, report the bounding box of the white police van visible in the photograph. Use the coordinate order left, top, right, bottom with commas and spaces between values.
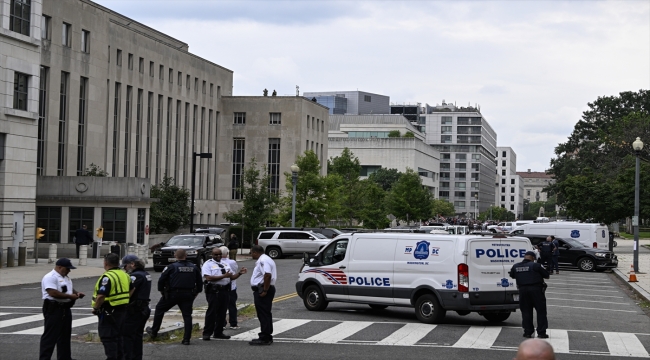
509, 222, 609, 249
295, 232, 533, 324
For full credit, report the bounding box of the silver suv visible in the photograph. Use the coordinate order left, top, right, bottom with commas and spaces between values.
256, 230, 331, 259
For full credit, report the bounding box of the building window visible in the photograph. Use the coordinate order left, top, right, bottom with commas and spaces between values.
127, 53, 133, 70
155, 95, 163, 184
174, 100, 181, 181
511, 178, 515, 184
102, 208, 127, 243
37, 207, 61, 243
138, 57, 144, 73
183, 103, 190, 186
112, 82, 121, 177
116, 49, 122, 66
233, 112, 246, 124
76, 77, 88, 175
178, 72, 182, 87
41, 15, 51, 39
441, 135, 452, 143
501, 195, 505, 201
511, 187, 515, 193
511, 196, 515, 201
158, 65, 163, 80
441, 116, 452, 125
454, 201, 466, 208
269, 113, 281, 125
69, 207, 93, 243
501, 169, 506, 176
136, 208, 146, 244
145, 92, 153, 179
165, 97, 172, 177
455, 191, 466, 198
364, 95, 371, 102
471, 182, 479, 190
501, 187, 505, 193
527, 190, 530, 196
202, 81, 206, 94
455, 172, 466, 180
135, 89, 143, 177
186, 75, 190, 89
441, 126, 452, 134
10, 0, 31, 36
57, 72, 69, 176
471, 173, 479, 181
501, 179, 506, 184
62, 22, 71, 47
439, 191, 449, 198
455, 163, 466, 170
510, 204, 515, 211
471, 154, 481, 160
232, 138, 245, 199
210, 83, 214, 96
81, 30, 90, 53
502, 160, 506, 166
194, 77, 198, 91
37, 66, 48, 175
471, 163, 479, 171
502, 151, 507, 157
268, 138, 280, 194
149, 61, 154, 77
124, 87, 133, 177
455, 182, 466, 189
13, 72, 28, 110
441, 153, 450, 160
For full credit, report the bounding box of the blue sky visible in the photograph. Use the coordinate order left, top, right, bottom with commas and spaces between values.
95, 0, 650, 171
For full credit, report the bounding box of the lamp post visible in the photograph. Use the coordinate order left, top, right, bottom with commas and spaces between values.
474, 193, 478, 220
633, 137, 643, 272
190, 151, 212, 233
290, 164, 300, 227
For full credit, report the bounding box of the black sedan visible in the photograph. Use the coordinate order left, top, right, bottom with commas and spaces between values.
519, 234, 618, 272
152, 234, 224, 272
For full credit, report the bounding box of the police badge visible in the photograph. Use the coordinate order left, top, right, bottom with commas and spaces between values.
571, 230, 580, 238
414, 241, 430, 260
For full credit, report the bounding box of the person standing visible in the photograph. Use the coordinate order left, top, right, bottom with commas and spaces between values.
509, 251, 550, 339
537, 236, 555, 273
249, 245, 277, 346
40, 258, 85, 360
228, 233, 239, 261
550, 236, 560, 274
201, 248, 246, 341
74, 225, 92, 258
92, 253, 131, 360
220, 246, 242, 329
121, 255, 151, 360
146, 249, 202, 345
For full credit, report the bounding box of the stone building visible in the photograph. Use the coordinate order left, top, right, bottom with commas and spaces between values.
496, 146, 524, 218
517, 170, 554, 202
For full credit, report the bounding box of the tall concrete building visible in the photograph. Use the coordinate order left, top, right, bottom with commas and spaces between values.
517, 170, 554, 203
496, 147, 524, 218
422, 102, 497, 217
304, 90, 390, 115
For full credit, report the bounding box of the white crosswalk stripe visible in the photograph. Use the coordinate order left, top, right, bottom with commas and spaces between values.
603, 332, 650, 357
305, 321, 373, 343
543, 329, 570, 354
12, 316, 97, 335
230, 318, 310, 341
377, 323, 435, 346
452, 326, 502, 349
0, 314, 43, 329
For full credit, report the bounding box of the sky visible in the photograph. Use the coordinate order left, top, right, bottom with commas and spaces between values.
94, 0, 650, 172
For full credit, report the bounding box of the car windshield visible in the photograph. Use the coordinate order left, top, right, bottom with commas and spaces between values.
560, 237, 588, 248
312, 232, 328, 239
331, 229, 342, 235
166, 236, 204, 246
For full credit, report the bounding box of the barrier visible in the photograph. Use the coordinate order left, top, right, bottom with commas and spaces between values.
18, 243, 26, 266
127, 245, 135, 256
79, 245, 88, 266
7, 247, 15, 267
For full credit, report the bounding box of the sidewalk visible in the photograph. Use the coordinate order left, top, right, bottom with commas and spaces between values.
611, 239, 650, 303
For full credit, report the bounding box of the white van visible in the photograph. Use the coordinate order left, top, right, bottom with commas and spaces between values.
296, 233, 533, 324
510, 223, 609, 249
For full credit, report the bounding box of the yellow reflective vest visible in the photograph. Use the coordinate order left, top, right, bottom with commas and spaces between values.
92, 268, 130, 307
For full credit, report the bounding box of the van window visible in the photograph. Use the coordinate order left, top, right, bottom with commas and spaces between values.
352, 238, 396, 261
321, 239, 348, 265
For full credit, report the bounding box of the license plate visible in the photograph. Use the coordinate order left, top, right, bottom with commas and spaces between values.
513, 294, 519, 301
168, 258, 176, 262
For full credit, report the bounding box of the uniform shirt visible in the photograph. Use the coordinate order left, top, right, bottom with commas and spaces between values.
538, 241, 554, 255
222, 258, 239, 290
509, 259, 549, 286
202, 258, 232, 286
250, 254, 277, 286
158, 260, 203, 292
129, 269, 152, 302
41, 269, 73, 302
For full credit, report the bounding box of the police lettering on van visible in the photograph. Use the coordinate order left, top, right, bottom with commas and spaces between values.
475, 243, 528, 263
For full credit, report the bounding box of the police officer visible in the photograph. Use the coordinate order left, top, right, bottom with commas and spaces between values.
92, 253, 131, 360
249, 245, 277, 346
537, 236, 555, 273
220, 246, 241, 329
201, 247, 247, 341
509, 251, 550, 339
121, 255, 151, 360
550, 236, 560, 274
40, 258, 85, 360
146, 249, 202, 345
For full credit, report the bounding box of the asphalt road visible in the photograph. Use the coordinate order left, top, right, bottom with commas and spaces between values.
1, 254, 649, 359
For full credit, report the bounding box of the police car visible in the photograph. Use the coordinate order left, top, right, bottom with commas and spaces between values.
295, 232, 534, 324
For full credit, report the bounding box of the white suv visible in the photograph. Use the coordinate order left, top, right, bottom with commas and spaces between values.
257, 230, 331, 259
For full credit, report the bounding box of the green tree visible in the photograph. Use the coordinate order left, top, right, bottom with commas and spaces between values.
150, 176, 190, 233
327, 148, 363, 226
385, 168, 432, 223
403, 131, 415, 138
388, 130, 401, 138
82, 163, 108, 176
278, 150, 329, 226
368, 168, 402, 191
431, 199, 456, 217
357, 180, 390, 229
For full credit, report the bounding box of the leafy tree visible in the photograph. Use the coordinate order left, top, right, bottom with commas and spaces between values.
368, 168, 402, 191
278, 150, 329, 226
385, 168, 432, 223
431, 199, 456, 217
403, 131, 415, 138
82, 163, 108, 177
357, 180, 390, 229
388, 130, 401, 138
479, 206, 514, 221
328, 148, 363, 226
150, 176, 190, 233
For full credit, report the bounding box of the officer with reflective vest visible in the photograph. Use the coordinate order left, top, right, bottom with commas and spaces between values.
509, 251, 550, 339
121, 255, 152, 360
92, 253, 131, 360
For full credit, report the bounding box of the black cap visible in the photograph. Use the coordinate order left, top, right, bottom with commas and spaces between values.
121, 255, 139, 268
55, 258, 77, 269
524, 251, 537, 258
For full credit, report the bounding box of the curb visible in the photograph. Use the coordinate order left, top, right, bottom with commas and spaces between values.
612, 268, 650, 303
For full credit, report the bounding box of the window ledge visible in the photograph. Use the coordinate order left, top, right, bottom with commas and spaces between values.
0, 28, 40, 47
2, 107, 38, 120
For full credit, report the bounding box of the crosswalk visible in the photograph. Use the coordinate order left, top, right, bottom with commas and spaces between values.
231, 318, 650, 358
0, 310, 96, 335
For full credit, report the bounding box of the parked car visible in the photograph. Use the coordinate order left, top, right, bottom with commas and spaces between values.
517, 234, 617, 272
194, 227, 227, 236
265, 227, 342, 239
257, 230, 332, 259
152, 234, 224, 272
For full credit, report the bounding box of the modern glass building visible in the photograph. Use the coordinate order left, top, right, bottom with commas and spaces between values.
310, 95, 347, 114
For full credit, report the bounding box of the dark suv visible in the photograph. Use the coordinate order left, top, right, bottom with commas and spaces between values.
152, 234, 224, 272
519, 234, 618, 272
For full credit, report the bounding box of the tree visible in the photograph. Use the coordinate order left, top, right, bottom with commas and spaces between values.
82, 163, 108, 176
431, 199, 456, 217
150, 176, 190, 233
385, 168, 432, 223
403, 131, 415, 138
357, 180, 390, 229
388, 130, 401, 138
328, 148, 363, 226
368, 168, 402, 191
223, 158, 278, 239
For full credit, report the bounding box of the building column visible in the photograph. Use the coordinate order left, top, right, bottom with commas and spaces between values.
94, 207, 102, 243
127, 207, 137, 244
61, 207, 70, 243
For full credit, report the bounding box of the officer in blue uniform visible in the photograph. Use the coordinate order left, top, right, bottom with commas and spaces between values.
509, 251, 550, 339
121, 255, 152, 360
550, 236, 560, 274
146, 249, 202, 345
537, 236, 555, 273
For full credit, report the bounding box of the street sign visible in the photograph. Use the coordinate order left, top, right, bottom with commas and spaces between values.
632, 216, 639, 226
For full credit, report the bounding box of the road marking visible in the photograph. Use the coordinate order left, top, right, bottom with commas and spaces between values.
0, 314, 43, 329
603, 332, 650, 357
230, 319, 310, 341
305, 321, 373, 343
542, 329, 569, 353
0, 313, 11, 316
548, 281, 617, 287
452, 326, 501, 349
546, 298, 632, 305
12, 316, 97, 334
545, 286, 620, 293
545, 291, 623, 298
377, 323, 435, 346
547, 305, 638, 313
0, 306, 94, 310
273, 293, 298, 303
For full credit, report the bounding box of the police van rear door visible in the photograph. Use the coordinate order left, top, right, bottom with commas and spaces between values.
467, 237, 518, 305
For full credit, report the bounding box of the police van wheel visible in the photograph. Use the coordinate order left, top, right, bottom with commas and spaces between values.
303, 285, 328, 311
415, 294, 445, 324
369, 304, 388, 310
267, 247, 283, 259
578, 257, 595, 272
482, 312, 511, 323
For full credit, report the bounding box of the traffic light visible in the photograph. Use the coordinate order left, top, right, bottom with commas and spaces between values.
96, 227, 104, 239
36, 227, 45, 240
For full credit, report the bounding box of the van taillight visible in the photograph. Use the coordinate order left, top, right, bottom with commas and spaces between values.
458, 263, 469, 292
593, 242, 597, 248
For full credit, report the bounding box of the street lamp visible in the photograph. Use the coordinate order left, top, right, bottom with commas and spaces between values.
633, 137, 643, 272
290, 164, 300, 227
474, 193, 478, 220
190, 151, 212, 233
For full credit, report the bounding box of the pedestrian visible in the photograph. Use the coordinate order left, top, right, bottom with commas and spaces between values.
220, 246, 243, 329
537, 236, 555, 273
201, 247, 247, 341
550, 236, 560, 274
249, 245, 277, 346
514, 338, 556, 360
74, 224, 92, 258
228, 233, 239, 261
146, 249, 202, 345
121, 255, 152, 360
509, 251, 550, 339
92, 253, 131, 360
39, 258, 85, 360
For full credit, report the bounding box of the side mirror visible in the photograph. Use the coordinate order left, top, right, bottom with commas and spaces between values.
303, 252, 319, 266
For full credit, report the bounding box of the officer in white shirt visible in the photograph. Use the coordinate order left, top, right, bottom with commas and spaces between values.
201, 247, 246, 340
40, 258, 85, 360
249, 245, 277, 346
219, 246, 240, 329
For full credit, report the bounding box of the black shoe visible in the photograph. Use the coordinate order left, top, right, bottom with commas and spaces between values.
212, 334, 231, 340
523, 333, 534, 338
537, 333, 549, 339
202, 336, 211, 341
182, 340, 190, 345
146, 326, 157, 338
249, 339, 272, 346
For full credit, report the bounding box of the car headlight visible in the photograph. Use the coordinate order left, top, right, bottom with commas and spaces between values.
153, 250, 161, 255
595, 253, 607, 257
186, 250, 198, 256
